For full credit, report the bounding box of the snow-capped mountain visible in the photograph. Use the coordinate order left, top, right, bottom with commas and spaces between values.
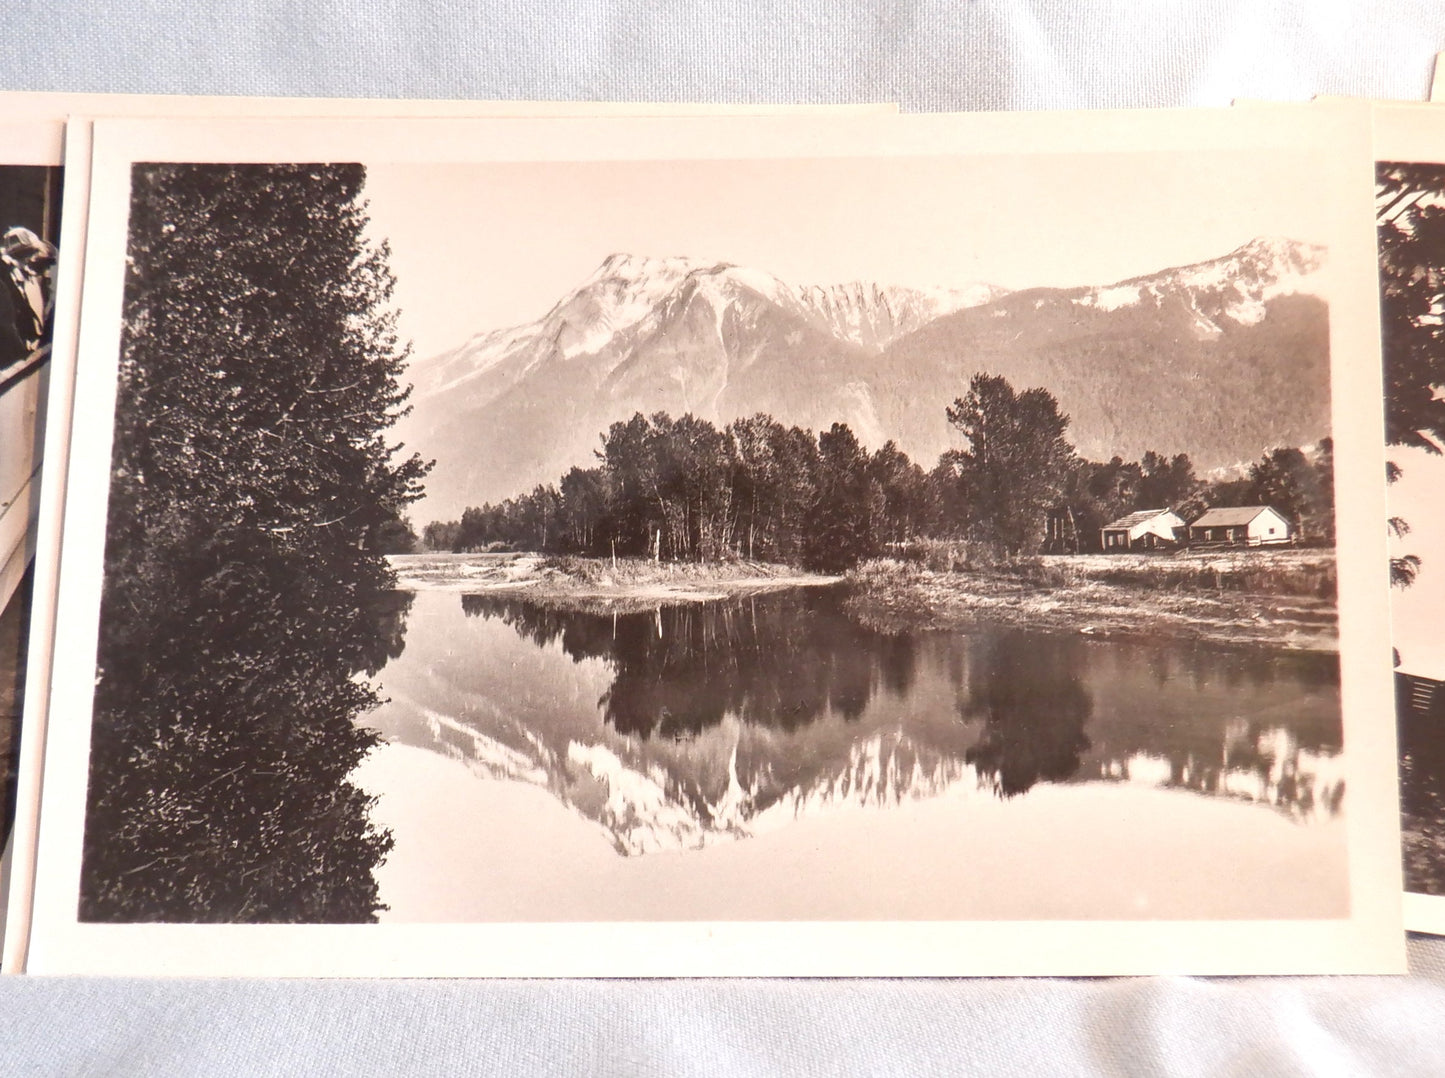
406, 253, 1001, 410
399, 239, 1329, 521
873, 236, 1330, 472
409, 253, 1001, 404
1066, 236, 1326, 333
791, 278, 1010, 350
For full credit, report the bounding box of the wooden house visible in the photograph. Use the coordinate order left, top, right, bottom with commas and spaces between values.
1187, 505, 1291, 546
1099, 508, 1186, 552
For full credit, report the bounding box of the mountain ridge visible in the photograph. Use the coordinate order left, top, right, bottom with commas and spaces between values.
398, 237, 1330, 522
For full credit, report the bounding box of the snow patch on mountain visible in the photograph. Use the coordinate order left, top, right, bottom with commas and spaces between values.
1067, 236, 1326, 330
1079, 284, 1142, 312
566, 740, 722, 854
837, 381, 886, 447
417, 703, 549, 786
790, 279, 1005, 349
408, 253, 1008, 412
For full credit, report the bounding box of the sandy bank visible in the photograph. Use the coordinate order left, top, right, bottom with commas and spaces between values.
388, 551, 840, 607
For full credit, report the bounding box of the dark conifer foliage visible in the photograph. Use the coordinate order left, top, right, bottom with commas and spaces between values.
1377, 161, 1445, 590
436, 379, 1328, 566
805, 423, 880, 572
82, 163, 429, 923
1377, 162, 1445, 455
942, 373, 1077, 555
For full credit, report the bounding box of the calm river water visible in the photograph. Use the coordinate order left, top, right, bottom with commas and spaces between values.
352, 586, 1347, 922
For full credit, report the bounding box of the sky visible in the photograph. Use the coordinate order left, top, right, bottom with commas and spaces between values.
359, 147, 1337, 361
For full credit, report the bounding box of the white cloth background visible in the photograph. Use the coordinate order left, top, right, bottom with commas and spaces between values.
4, 2, 1445, 1073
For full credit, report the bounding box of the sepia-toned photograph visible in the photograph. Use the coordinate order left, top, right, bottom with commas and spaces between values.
25, 109, 1401, 976
1374, 105, 1445, 935
0, 159, 61, 863
0, 120, 64, 970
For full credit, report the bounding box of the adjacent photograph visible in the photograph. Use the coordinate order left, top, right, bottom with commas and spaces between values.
0, 154, 61, 949
26, 109, 1400, 976
1375, 106, 1445, 935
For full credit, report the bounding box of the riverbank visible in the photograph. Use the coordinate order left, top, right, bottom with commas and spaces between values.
388, 551, 841, 607
845, 551, 1339, 652
388, 548, 1340, 650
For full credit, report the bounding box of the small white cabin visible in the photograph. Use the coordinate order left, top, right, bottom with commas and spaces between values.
1187, 505, 1292, 546
1099, 508, 1186, 552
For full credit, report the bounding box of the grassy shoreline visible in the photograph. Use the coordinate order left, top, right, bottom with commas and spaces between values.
845, 550, 1338, 652
388, 551, 841, 610
390, 547, 1339, 652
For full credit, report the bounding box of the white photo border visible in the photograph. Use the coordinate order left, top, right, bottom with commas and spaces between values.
26, 104, 1405, 976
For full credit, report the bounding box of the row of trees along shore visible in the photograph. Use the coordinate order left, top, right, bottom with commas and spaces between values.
422, 373, 1334, 573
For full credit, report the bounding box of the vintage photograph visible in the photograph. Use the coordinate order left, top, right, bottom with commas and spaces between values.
0, 136, 62, 971
1375, 109, 1445, 933
26, 110, 1401, 975
0, 162, 60, 852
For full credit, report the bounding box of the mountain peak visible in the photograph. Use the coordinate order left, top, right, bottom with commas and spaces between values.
1115, 235, 1324, 290
1231, 235, 1324, 272
400, 238, 1329, 519
591, 251, 715, 283
1067, 234, 1325, 330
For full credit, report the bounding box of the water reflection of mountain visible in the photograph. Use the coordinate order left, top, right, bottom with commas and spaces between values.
361, 589, 1343, 856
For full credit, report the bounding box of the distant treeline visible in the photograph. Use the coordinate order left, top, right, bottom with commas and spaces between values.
422, 374, 1334, 571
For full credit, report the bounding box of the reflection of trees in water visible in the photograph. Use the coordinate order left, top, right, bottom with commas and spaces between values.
456, 591, 1342, 827
1169, 643, 1333, 698
1076, 643, 1343, 819
84, 543, 413, 922
460, 590, 913, 738
961, 632, 1092, 797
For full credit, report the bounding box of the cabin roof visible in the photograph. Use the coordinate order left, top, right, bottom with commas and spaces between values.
1101, 508, 1174, 531
1190, 505, 1280, 528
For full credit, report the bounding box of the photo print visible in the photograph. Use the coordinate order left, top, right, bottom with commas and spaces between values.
0, 118, 65, 971
24, 106, 1402, 975
1374, 103, 1445, 936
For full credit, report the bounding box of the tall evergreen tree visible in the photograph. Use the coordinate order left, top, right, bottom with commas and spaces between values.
945, 374, 1077, 555
1247, 445, 1332, 542
805, 423, 877, 572
84, 163, 428, 922
1138, 450, 1198, 512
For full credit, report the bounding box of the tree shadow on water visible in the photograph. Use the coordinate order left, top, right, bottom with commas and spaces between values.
461, 589, 907, 740
962, 631, 1093, 798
